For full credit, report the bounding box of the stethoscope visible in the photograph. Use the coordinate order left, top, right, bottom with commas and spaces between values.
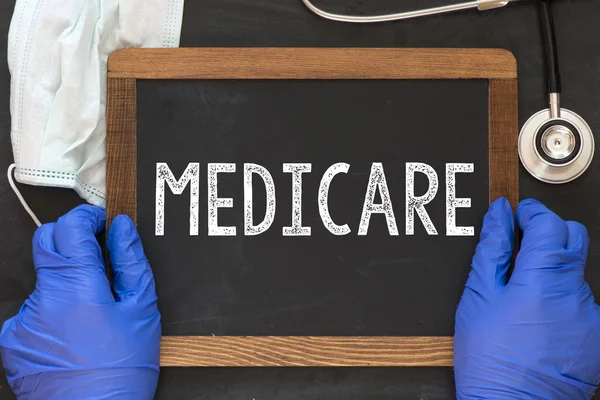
302, 0, 595, 184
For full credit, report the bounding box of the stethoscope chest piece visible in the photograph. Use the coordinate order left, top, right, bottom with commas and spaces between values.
519, 108, 594, 184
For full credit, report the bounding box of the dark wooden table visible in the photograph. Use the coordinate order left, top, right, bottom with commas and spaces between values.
1, 0, 600, 398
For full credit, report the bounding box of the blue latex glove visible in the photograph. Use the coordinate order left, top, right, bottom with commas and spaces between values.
455, 198, 600, 399
0, 205, 161, 399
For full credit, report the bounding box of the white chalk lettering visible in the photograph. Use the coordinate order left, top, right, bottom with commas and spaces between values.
406, 163, 439, 235
244, 163, 276, 236
155, 163, 200, 236
358, 162, 399, 236
446, 163, 475, 236
319, 163, 351, 236
208, 163, 236, 236
283, 163, 312, 236
154, 161, 476, 238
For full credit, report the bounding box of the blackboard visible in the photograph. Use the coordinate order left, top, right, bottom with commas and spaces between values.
106, 48, 518, 367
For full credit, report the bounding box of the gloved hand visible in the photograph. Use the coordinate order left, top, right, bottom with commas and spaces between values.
455, 198, 600, 399
0, 205, 161, 399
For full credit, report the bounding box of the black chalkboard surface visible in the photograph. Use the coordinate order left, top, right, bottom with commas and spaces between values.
138, 78, 488, 337
106, 47, 518, 368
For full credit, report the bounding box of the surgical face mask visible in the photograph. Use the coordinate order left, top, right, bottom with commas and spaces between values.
8, 0, 185, 209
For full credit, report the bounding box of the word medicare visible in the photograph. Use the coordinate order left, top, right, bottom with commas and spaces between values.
155, 162, 476, 237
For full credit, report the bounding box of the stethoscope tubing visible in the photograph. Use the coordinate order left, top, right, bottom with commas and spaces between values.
301, 0, 558, 101
301, 0, 480, 23
300, 0, 520, 24
539, 0, 561, 97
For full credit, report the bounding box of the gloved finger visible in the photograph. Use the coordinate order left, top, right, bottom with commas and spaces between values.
32, 216, 114, 304
561, 221, 591, 285
108, 215, 157, 305
516, 199, 568, 252
465, 198, 514, 300
29, 223, 58, 297
566, 221, 589, 255
32, 223, 57, 264
512, 200, 584, 290
53, 205, 106, 268
31, 223, 59, 292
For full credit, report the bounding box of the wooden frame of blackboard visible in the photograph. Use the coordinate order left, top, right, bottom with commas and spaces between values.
106, 48, 518, 367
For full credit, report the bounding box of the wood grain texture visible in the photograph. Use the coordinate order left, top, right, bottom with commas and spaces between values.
106, 78, 137, 227
108, 48, 517, 80
160, 336, 454, 367
489, 79, 519, 208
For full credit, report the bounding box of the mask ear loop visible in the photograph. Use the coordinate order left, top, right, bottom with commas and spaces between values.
7, 164, 42, 227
